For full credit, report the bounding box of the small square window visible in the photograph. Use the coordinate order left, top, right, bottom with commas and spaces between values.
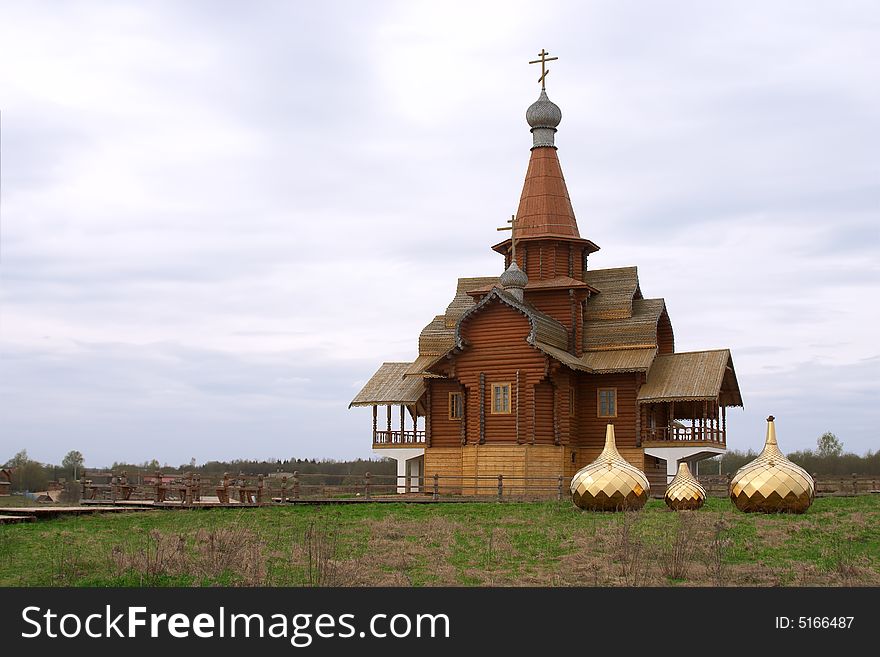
491, 383, 511, 414
597, 388, 617, 418
449, 392, 463, 420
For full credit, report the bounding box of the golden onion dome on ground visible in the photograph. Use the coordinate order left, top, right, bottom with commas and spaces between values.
664, 462, 706, 510
729, 416, 815, 514
570, 424, 649, 511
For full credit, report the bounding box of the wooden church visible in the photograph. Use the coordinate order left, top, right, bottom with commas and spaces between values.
350, 53, 743, 495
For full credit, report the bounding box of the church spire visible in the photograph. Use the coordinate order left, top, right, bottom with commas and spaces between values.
491, 50, 599, 266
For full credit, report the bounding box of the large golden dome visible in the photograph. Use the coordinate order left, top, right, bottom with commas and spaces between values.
570, 424, 649, 511
664, 462, 706, 510
729, 416, 815, 513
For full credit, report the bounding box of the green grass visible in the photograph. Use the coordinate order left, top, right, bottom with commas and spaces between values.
1, 496, 878, 587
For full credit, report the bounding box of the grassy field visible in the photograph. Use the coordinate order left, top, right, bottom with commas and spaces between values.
1, 495, 878, 587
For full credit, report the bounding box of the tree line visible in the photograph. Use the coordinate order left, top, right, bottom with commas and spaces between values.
2, 449, 395, 492
700, 432, 880, 476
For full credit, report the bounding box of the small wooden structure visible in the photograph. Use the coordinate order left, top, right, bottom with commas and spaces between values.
0, 468, 12, 496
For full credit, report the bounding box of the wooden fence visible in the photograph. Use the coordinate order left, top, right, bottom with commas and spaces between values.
81, 470, 570, 504
80, 470, 880, 505
698, 474, 880, 497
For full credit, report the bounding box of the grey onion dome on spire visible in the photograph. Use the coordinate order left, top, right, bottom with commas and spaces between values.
526, 90, 561, 149
500, 261, 528, 301
526, 90, 562, 128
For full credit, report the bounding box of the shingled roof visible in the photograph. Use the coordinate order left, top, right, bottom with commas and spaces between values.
349, 362, 426, 407
585, 298, 668, 351
532, 343, 657, 374
584, 266, 642, 320
637, 350, 743, 407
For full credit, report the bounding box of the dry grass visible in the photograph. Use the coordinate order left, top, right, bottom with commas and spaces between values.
2, 496, 879, 587
110, 527, 266, 586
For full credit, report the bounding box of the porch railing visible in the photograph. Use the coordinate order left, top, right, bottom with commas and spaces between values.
373, 430, 427, 446
640, 426, 725, 444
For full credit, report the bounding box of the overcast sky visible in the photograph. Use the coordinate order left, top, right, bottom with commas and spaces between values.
1, 1, 878, 468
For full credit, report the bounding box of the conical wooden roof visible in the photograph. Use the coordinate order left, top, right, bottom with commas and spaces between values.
514, 147, 580, 240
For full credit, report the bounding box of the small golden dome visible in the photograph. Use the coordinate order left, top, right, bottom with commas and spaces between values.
729, 416, 815, 514
664, 462, 707, 510
570, 424, 649, 511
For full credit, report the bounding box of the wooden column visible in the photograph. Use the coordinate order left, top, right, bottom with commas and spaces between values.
702, 400, 707, 440
669, 401, 675, 439
552, 381, 560, 446
569, 289, 576, 354
426, 387, 432, 447
460, 384, 468, 446
634, 374, 641, 447
399, 404, 405, 440
531, 382, 537, 445
386, 405, 392, 433
722, 404, 727, 441
479, 372, 486, 444
582, 298, 588, 353
372, 406, 378, 442
515, 370, 521, 444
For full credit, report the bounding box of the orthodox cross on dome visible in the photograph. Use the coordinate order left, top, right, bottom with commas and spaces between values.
529, 48, 558, 91
497, 214, 519, 263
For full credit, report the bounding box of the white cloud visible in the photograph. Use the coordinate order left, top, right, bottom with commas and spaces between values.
1, 0, 878, 465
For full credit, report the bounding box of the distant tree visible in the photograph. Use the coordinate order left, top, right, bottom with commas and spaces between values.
816, 432, 843, 458
3, 450, 51, 492
4, 449, 30, 469
62, 450, 85, 480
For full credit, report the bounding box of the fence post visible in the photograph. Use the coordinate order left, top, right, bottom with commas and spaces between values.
293, 471, 300, 500
81, 477, 87, 500
852, 473, 858, 495
111, 474, 117, 503
257, 474, 265, 505
557, 475, 564, 501
155, 471, 162, 502
364, 472, 371, 500
497, 474, 503, 501
280, 476, 287, 504
433, 473, 439, 501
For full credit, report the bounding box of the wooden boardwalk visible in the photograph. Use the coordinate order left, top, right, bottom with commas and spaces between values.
0, 506, 157, 519
0, 514, 36, 524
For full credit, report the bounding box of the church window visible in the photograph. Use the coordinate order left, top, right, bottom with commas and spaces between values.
449, 392, 463, 420
491, 383, 511, 414
597, 388, 617, 418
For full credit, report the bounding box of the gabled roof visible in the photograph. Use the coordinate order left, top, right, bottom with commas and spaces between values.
416, 277, 498, 357
584, 266, 642, 320
637, 349, 743, 407
444, 277, 499, 327
455, 287, 569, 351
585, 298, 667, 351
349, 362, 426, 407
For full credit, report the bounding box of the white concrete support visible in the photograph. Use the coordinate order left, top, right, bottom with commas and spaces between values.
371, 447, 424, 493
643, 446, 726, 483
